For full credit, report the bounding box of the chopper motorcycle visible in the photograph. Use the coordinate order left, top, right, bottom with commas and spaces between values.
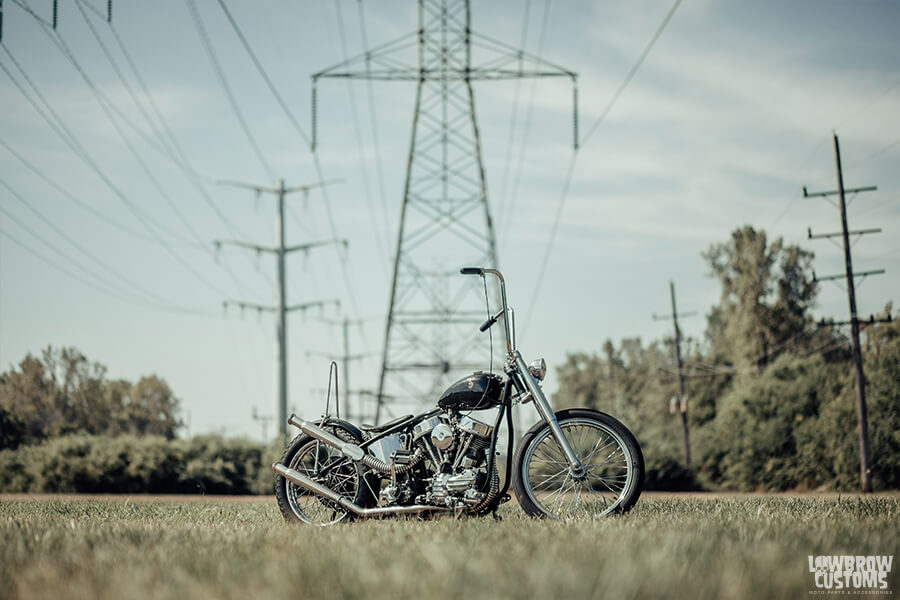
273, 267, 644, 523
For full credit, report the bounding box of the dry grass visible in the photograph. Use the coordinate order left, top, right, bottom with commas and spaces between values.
1, 495, 898, 600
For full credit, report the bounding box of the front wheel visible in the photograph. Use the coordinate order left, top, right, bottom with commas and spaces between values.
514, 409, 644, 519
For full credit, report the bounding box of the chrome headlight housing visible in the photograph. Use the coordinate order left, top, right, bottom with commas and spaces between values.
528, 358, 547, 381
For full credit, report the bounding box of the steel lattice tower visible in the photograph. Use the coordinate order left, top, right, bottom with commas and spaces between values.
313, 0, 576, 422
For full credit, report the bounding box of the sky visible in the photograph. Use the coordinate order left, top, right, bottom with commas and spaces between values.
1, 0, 898, 441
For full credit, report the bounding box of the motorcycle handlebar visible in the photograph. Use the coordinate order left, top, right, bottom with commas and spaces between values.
479, 309, 503, 332
460, 266, 512, 352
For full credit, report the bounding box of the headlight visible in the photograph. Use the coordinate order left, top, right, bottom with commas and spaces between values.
528, 358, 547, 381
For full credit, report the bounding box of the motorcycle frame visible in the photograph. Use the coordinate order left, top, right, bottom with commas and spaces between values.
315, 378, 515, 505
465, 267, 585, 477
278, 267, 586, 516
328, 267, 583, 475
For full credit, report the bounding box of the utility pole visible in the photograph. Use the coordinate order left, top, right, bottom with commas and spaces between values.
312, 0, 578, 422
653, 282, 696, 466
803, 132, 883, 493
216, 178, 344, 436
251, 406, 274, 442
309, 317, 374, 422
602, 340, 616, 414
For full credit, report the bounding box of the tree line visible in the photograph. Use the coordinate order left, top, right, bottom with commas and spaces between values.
0, 347, 180, 449
0, 347, 276, 495
554, 225, 900, 491
2, 225, 897, 493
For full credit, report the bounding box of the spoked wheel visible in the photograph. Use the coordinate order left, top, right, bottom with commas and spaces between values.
275, 430, 372, 526
514, 409, 644, 519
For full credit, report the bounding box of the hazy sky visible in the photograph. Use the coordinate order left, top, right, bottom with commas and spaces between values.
1, 0, 898, 440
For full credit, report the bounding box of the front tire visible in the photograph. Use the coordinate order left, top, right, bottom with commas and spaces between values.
514, 409, 644, 519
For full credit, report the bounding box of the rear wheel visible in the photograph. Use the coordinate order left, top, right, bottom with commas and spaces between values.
274, 428, 373, 525
514, 409, 644, 519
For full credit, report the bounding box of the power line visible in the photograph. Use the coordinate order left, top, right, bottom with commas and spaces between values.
495, 0, 533, 241
185, 0, 355, 305
311, 151, 374, 355
3, 26, 239, 299
95, 5, 253, 241
847, 138, 900, 171
79, 5, 270, 297
356, 0, 393, 252
214, 0, 310, 148
0, 194, 215, 316
498, 0, 550, 245
183, 0, 275, 181
52, 15, 211, 252
0, 135, 159, 245
521, 151, 576, 334
58, 7, 261, 298
0, 201, 134, 301
11, 5, 264, 301
332, 0, 390, 273
580, 0, 683, 148
73, 0, 181, 165
522, 0, 683, 334
771, 78, 900, 228
42, 22, 237, 297
0, 42, 205, 249
1, 177, 193, 307
0, 226, 215, 317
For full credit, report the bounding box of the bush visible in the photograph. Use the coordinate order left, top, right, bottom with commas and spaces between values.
0, 434, 271, 494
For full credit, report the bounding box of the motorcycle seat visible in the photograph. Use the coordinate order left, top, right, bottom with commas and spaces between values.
359, 414, 414, 433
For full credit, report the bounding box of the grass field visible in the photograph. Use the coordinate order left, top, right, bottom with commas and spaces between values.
1, 494, 898, 600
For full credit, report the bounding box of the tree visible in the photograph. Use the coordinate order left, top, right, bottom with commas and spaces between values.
703, 226, 818, 372
124, 376, 181, 439
0, 347, 182, 444
0, 353, 60, 441
0, 404, 28, 450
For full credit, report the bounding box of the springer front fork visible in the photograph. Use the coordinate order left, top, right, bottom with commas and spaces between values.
509, 351, 585, 477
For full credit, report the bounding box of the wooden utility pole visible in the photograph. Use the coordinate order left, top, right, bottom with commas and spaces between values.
804, 132, 883, 493
602, 340, 616, 414
653, 282, 695, 466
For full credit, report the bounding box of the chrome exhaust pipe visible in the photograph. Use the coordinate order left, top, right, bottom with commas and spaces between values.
288, 414, 365, 461
272, 462, 450, 517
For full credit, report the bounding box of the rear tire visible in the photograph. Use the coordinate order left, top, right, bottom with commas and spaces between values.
514, 409, 644, 519
274, 426, 374, 525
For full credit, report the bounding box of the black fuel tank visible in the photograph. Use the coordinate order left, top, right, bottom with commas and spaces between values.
437, 372, 504, 411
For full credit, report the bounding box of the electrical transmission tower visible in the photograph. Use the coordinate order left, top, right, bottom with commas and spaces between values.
803, 132, 885, 493
216, 179, 344, 436
313, 0, 577, 422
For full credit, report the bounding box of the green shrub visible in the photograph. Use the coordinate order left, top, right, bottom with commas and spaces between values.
0, 434, 271, 494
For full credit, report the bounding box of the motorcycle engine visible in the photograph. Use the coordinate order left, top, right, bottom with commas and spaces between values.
413, 412, 499, 511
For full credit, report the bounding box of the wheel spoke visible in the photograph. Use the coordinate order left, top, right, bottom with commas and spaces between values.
284, 435, 360, 525
522, 416, 636, 519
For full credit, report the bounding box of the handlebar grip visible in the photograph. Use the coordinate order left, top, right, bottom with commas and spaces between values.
479, 316, 498, 332
460, 267, 484, 275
